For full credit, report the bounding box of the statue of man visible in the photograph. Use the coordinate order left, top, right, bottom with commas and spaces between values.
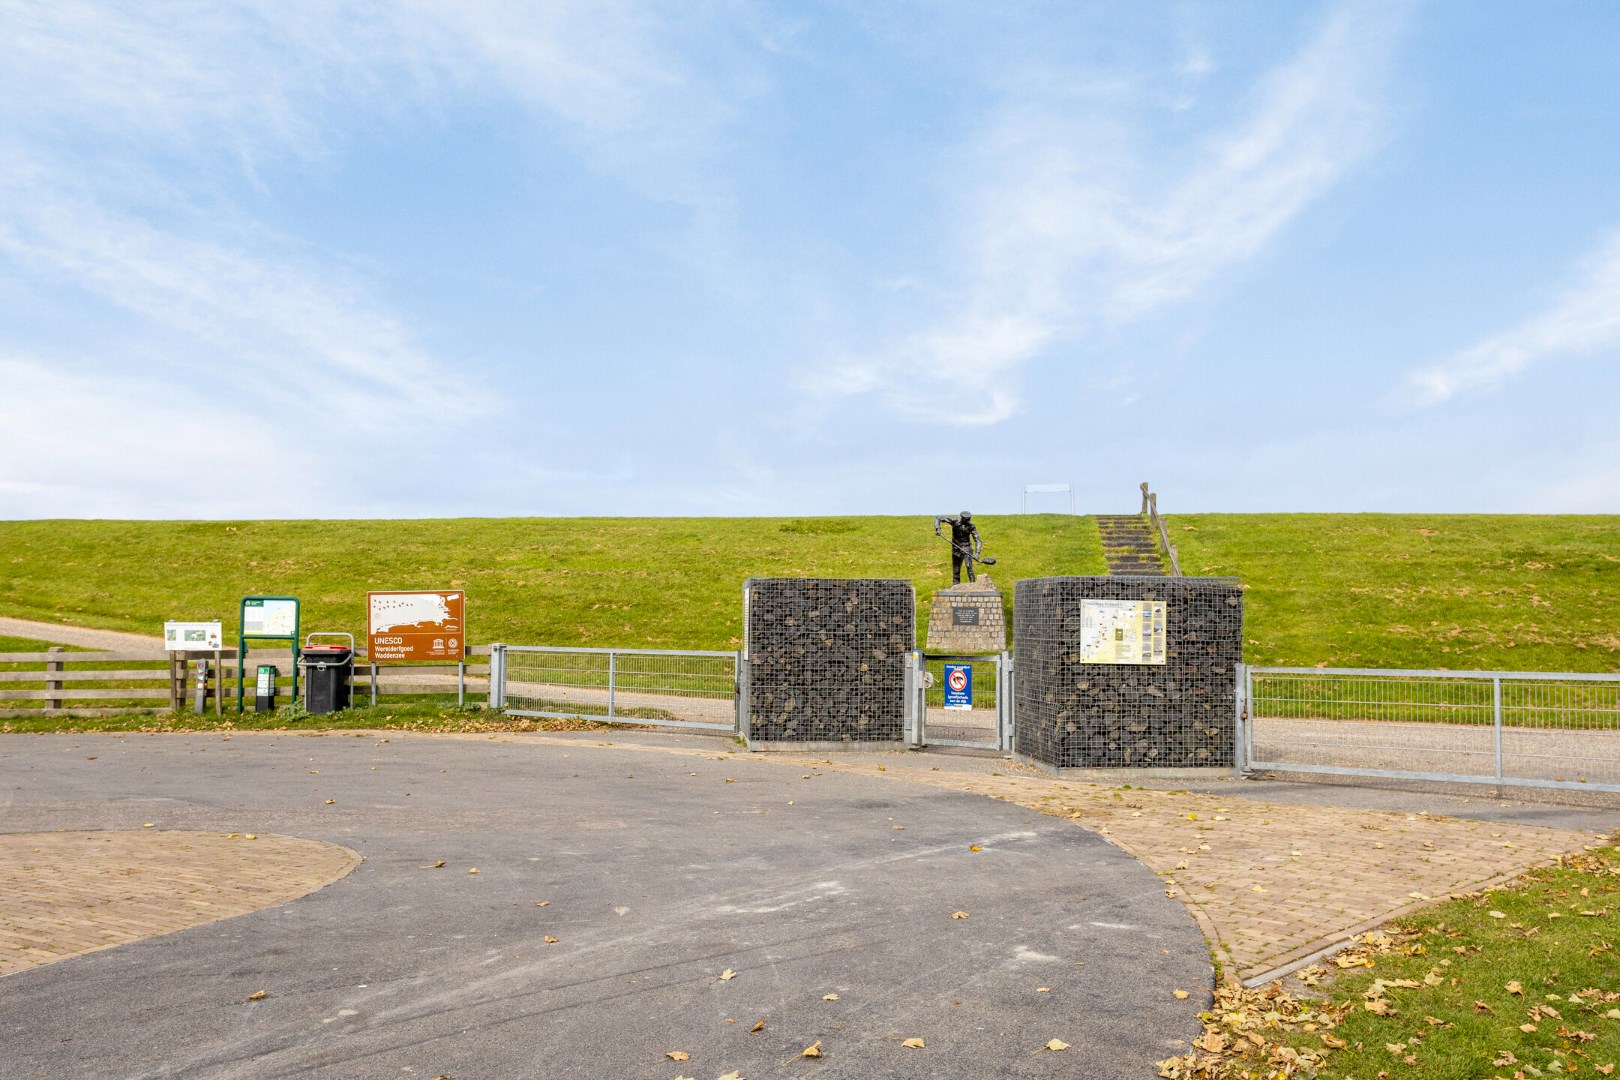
934, 510, 982, 585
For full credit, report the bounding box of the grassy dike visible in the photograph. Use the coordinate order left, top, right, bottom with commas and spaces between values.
0, 515, 1102, 651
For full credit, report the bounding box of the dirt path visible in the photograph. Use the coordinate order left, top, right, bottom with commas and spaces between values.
0, 617, 163, 651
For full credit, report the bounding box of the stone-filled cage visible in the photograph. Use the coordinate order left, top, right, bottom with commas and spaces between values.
743, 578, 914, 745
1013, 576, 1243, 770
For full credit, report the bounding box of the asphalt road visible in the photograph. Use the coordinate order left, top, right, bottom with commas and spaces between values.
0, 733, 1209, 1079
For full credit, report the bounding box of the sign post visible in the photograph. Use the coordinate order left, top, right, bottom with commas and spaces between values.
238, 597, 301, 713
367, 591, 465, 662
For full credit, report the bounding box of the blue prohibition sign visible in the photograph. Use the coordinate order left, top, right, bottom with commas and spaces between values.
943, 663, 972, 710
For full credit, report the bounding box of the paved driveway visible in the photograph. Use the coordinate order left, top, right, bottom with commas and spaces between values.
0, 733, 1209, 1079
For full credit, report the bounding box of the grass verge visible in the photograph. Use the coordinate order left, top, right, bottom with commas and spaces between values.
1157, 838, 1620, 1079
0, 702, 620, 736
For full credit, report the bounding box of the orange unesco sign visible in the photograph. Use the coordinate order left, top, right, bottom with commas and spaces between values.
367, 591, 465, 662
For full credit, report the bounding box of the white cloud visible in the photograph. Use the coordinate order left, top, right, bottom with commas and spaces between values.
813, 1, 1407, 424
1405, 228, 1620, 405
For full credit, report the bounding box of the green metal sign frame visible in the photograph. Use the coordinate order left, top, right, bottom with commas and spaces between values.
238, 596, 301, 713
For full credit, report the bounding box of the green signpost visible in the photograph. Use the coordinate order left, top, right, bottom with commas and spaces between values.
238, 596, 301, 714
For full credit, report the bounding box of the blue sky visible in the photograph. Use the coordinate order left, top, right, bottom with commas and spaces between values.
2, 1, 1618, 519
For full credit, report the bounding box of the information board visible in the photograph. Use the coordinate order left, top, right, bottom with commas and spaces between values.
368, 590, 465, 661
1079, 599, 1167, 665
242, 598, 299, 637
164, 620, 223, 651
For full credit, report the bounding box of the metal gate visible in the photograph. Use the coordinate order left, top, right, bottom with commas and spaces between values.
1243, 665, 1620, 795
906, 652, 1012, 751
491, 645, 740, 733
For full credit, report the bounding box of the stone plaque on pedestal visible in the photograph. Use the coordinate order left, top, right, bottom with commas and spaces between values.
925, 577, 1007, 653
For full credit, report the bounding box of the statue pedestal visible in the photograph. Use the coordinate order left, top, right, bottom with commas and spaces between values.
925, 577, 1007, 653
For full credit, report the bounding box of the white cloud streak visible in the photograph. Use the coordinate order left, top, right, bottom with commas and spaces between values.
1405, 228, 1620, 405
817, 1, 1407, 424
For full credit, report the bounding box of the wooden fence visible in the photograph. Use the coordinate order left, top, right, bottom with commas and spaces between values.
0, 646, 493, 718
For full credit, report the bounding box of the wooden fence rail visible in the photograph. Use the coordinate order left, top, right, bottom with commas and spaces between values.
0, 645, 495, 718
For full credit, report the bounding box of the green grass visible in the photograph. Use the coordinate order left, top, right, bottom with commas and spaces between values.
1173, 514, 1620, 673
1159, 842, 1620, 1079
0, 702, 617, 735
0, 515, 1101, 651
2, 513, 1617, 672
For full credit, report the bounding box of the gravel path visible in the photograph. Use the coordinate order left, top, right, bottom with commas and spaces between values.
0, 616, 162, 651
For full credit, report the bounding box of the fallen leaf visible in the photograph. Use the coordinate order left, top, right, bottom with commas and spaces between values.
536, 901, 549, 907
420, 860, 445, 869
717, 1073, 743, 1080
1493, 1050, 1518, 1067
1173, 990, 1189, 999
1506, 981, 1523, 995
468, 868, 479, 874
1520, 1024, 1538, 1033
901, 1038, 925, 1049
1321, 1033, 1348, 1049
143, 823, 154, 829
1488, 910, 1506, 919
1251, 885, 1267, 893
822, 994, 839, 1001
543, 936, 558, 944
665, 1051, 690, 1061
246, 990, 267, 1001
1365, 999, 1394, 1015
1594, 1065, 1613, 1076
1408, 892, 1430, 900
244, 834, 256, 840
1035, 987, 1050, 994
324, 799, 335, 805
750, 1020, 764, 1033
969, 845, 982, 852
1043, 1039, 1070, 1052
718, 969, 737, 981
951, 911, 971, 920
1473, 1001, 1495, 1014
802, 1042, 821, 1058
1386, 1042, 1406, 1053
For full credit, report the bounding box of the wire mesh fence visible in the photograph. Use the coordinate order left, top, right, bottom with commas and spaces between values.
1246, 667, 1620, 793
919, 654, 1006, 749
500, 646, 737, 732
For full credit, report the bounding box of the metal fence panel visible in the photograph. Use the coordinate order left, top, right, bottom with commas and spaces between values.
500, 646, 738, 732
918, 653, 1006, 750
1247, 666, 1620, 793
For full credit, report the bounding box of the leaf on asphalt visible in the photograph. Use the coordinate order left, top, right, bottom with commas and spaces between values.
1506, 980, 1523, 995
1408, 892, 1429, 900
749, 1020, 764, 1033
951, 911, 970, 920
143, 823, 154, 828
891, 825, 905, 830
969, 845, 982, 852
717, 1072, 744, 1080
246, 990, 267, 1001
1035, 987, 1050, 994
666, 1050, 690, 1061
1173, 990, 1190, 1000
244, 834, 257, 840
543, 936, 558, 944
536, 901, 549, 906
324, 799, 335, 805
1043, 1039, 1070, 1052
419, 861, 446, 869
719, 969, 737, 981
802, 1041, 822, 1058
1250, 885, 1267, 893
468, 868, 479, 874
822, 994, 839, 1001
900, 1038, 925, 1049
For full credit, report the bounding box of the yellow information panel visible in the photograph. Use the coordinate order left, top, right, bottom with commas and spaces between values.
1079, 599, 1167, 665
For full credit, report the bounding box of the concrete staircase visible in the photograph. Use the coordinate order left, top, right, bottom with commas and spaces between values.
1095, 515, 1169, 576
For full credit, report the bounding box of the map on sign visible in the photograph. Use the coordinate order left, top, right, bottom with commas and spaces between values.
1079, 599, 1167, 665
242, 599, 298, 637
368, 591, 465, 661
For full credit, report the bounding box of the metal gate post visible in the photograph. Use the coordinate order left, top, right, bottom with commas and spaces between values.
488, 644, 505, 709
1233, 663, 1248, 774
732, 650, 744, 736
607, 650, 617, 721
903, 650, 922, 749
1492, 675, 1504, 787
998, 650, 1014, 751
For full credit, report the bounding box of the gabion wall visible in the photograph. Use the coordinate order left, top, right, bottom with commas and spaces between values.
745, 578, 914, 744
1014, 576, 1243, 769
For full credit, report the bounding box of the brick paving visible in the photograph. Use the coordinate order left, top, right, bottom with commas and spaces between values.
0, 830, 360, 977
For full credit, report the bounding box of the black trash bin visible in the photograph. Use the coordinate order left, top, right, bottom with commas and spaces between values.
301, 643, 354, 714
